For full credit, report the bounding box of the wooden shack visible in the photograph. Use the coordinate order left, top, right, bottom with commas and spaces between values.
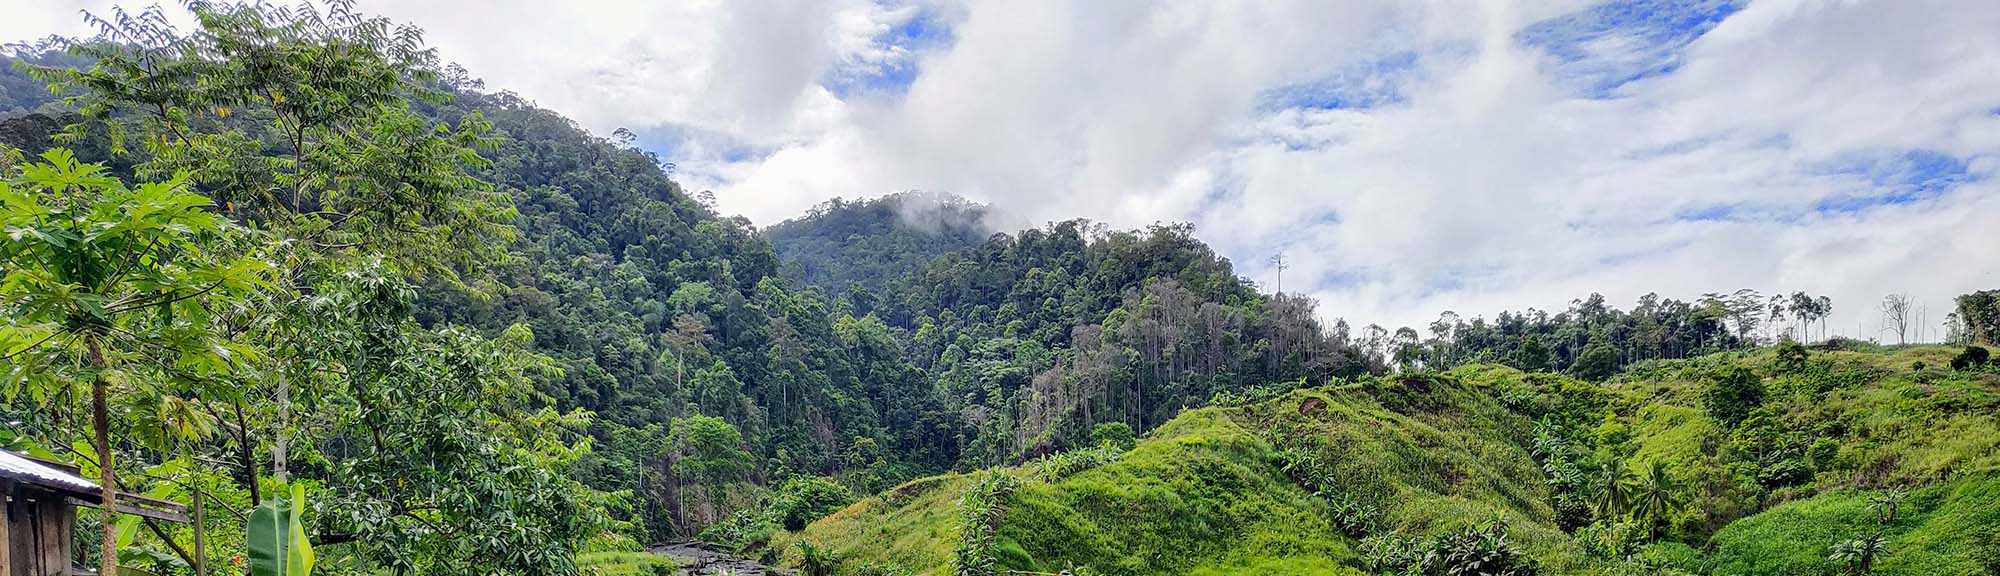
1, 449, 190, 576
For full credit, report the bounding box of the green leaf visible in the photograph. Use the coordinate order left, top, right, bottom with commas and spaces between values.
287, 483, 315, 576
246, 491, 283, 576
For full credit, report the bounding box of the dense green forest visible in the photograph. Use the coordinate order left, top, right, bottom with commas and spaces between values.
2, 3, 1998, 576
763, 192, 996, 294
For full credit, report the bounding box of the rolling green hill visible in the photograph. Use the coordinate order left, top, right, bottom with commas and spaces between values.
768, 344, 2000, 576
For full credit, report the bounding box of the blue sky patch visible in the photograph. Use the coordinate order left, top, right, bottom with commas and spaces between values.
1674, 203, 1740, 222
823, 7, 954, 98
1259, 50, 1419, 112
1518, 0, 1746, 98
630, 124, 771, 168
1812, 149, 1978, 214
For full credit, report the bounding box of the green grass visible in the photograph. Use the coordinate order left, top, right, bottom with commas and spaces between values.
770, 346, 2000, 575
1710, 473, 2000, 576
1000, 408, 1362, 576
576, 551, 678, 576
772, 473, 974, 573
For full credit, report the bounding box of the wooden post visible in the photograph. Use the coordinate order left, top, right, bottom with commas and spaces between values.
33, 496, 73, 576
190, 483, 207, 576
1, 480, 12, 576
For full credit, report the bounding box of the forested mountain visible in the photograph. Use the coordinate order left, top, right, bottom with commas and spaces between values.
2, 4, 1998, 576
0, 0, 1379, 555
764, 192, 995, 293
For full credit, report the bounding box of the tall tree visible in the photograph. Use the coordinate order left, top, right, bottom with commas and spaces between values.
1956, 290, 2000, 345
1630, 460, 1683, 539
0, 150, 264, 576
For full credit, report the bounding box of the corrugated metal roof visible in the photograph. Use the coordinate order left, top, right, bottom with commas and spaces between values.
0, 448, 100, 496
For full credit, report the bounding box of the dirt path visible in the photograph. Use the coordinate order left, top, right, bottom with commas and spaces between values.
647, 542, 795, 576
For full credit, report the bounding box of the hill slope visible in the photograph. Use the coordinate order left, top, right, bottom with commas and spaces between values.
770, 344, 2000, 575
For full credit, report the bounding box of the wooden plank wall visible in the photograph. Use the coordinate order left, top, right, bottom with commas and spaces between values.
3, 486, 74, 576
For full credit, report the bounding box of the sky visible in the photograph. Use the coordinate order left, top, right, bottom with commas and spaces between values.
5, 0, 1998, 339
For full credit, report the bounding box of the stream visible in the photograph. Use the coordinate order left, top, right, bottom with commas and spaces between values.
646, 541, 797, 576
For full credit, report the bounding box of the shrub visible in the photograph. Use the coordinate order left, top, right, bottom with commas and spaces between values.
1704, 367, 1765, 427
1638, 541, 1706, 574
1972, 527, 2000, 576
1420, 524, 1540, 576
1575, 520, 1642, 561
698, 510, 776, 551
772, 476, 854, 531
1827, 534, 1889, 575
1952, 346, 1991, 371
1089, 422, 1136, 451
797, 540, 842, 576
1758, 459, 1813, 488
1808, 438, 1841, 471
1595, 413, 1632, 447
1361, 534, 1425, 574
1325, 492, 1381, 538
1033, 444, 1120, 483
1773, 340, 1810, 374
951, 471, 1019, 576
1572, 339, 1620, 382
1363, 524, 1538, 576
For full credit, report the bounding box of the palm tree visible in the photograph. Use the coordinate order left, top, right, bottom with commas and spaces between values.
1828, 534, 1890, 575
1630, 461, 1683, 538
1594, 458, 1637, 521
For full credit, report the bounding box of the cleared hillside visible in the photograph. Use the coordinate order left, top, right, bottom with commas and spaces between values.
766, 344, 2000, 576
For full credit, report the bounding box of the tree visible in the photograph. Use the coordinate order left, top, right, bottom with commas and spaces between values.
771, 476, 853, 531
1722, 288, 1765, 347
1880, 293, 1913, 345
1514, 335, 1553, 373
1393, 326, 1423, 370
1571, 338, 1619, 382
28, 0, 515, 504
1958, 290, 2000, 345
0, 150, 264, 576
1828, 534, 1890, 575
1593, 458, 1636, 521
1704, 367, 1765, 427
1783, 292, 1833, 342
1629, 461, 1682, 539
10, 4, 616, 571
669, 415, 754, 531
29, 1, 514, 276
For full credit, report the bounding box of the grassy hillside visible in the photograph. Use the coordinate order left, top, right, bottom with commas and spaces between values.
774, 367, 1589, 575
763, 343, 2000, 576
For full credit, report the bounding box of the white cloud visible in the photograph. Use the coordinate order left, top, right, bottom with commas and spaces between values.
4, 0, 1996, 340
